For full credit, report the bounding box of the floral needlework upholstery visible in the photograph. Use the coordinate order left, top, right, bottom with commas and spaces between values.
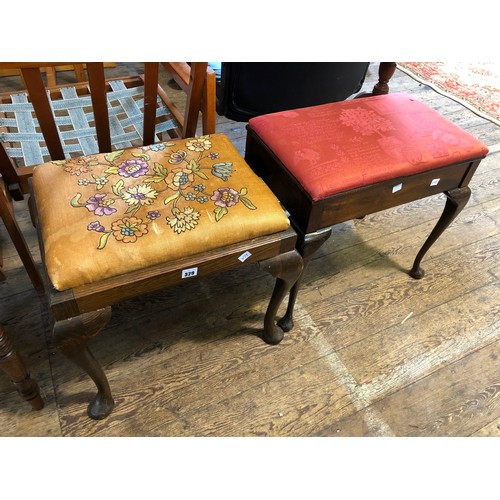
33, 133, 290, 291
248, 93, 489, 201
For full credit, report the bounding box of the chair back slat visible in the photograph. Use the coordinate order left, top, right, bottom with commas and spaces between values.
20, 67, 65, 160
0, 62, 210, 193
86, 63, 112, 153
183, 62, 207, 138
142, 63, 160, 146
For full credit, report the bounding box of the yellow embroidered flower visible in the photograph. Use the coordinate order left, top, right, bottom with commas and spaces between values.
186, 137, 212, 152
166, 207, 201, 234
121, 184, 158, 206
111, 217, 148, 243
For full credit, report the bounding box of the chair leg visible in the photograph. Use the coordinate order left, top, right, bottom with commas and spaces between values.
259, 249, 303, 345
53, 307, 114, 420
410, 187, 471, 279
0, 190, 44, 294
0, 240, 6, 282
276, 227, 332, 333
0, 324, 44, 410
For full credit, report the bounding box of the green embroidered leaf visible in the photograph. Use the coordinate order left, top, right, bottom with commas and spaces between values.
194, 170, 209, 180
87, 160, 100, 166
186, 159, 200, 172
125, 205, 138, 214
104, 166, 119, 175
112, 179, 125, 196
51, 160, 67, 165
240, 196, 256, 210
214, 206, 228, 222
104, 150, 124, 163
240, 187, 248, 196
144, 163, 168, 183
70, 193, 84, 207
164, 191, 181, 205
132, 153, 150, 161
97, 232, 112, 250
144, 176, 161, 184
154, 162, 168, 176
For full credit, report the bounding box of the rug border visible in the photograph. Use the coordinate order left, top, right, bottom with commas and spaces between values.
397, 63, 500, 127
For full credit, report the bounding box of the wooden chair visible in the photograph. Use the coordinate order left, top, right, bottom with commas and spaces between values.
0, 62, 216, 290
244, 91, 489, 330
1, 172, 44, 292
0, 324, 44, 410
0, 62, 302, 420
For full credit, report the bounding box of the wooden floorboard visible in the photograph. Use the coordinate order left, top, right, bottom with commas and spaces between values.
0, 63, 499, 437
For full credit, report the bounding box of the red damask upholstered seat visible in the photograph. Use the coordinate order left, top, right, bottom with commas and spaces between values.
244, 92, 489, 330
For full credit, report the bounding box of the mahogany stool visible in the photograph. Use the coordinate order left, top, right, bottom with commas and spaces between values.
244, 93, 489, 330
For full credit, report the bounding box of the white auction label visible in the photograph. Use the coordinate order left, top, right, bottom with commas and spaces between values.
181, 267, 198, 278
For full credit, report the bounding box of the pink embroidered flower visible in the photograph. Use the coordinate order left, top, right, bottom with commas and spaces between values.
211, 187, 240, 207
63, 156, 98, 176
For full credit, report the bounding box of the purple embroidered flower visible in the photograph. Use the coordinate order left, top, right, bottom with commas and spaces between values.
87, 221, 105, 232
208, 152, 219, 159
168, 150, 187, 164
147, 210, 161, 220
117, 158, 149, 178
85, 193, 117, 216
211, 187, 240, 208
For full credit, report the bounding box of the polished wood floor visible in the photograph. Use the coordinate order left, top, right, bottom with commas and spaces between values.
1, 63, 499, 437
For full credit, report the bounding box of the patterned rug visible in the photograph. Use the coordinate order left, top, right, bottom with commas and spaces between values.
397, 62, 500, 126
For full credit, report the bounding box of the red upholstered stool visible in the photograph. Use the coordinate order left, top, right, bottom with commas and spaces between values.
245, 93, 489, 330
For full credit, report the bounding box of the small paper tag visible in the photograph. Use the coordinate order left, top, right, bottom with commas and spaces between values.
238, 251, 252, 262
181, 267, 198, 279
392, 183, 403, 193
430, 178, 440, 186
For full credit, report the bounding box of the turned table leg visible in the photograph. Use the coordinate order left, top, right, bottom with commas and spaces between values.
371, 62, 397, 95
53, 307, 114, 420
0, 324, 44, 410
259, 249, 303, 345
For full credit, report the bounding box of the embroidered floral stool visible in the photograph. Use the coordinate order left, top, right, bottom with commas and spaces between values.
245, 92, 489, 330
31, 133, 302, 419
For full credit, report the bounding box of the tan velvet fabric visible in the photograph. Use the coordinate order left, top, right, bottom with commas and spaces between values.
33, 134, 290, 291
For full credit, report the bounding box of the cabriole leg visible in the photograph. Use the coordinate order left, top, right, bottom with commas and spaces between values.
259, 249, 303, 345
277, 227, 332, 333
410, 187, 471, 279
53, 307, 113, 420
